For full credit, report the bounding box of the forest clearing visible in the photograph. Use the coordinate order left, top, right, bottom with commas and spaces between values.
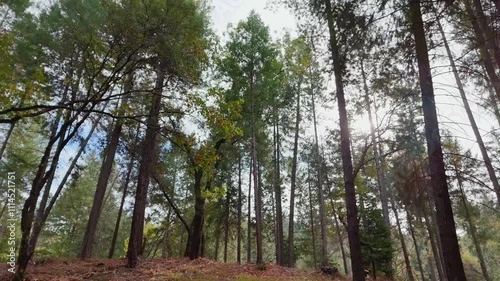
1, 0, 500, 280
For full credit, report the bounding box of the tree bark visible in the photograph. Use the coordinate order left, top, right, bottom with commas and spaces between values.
223, 186, 230, 263
247, 156, 252, 263
456, 171, 491, 281
288, 79, 301, 267
464, 0, 500, 102
237, 153, 242, 264
307, 169, 318, 268
360, 59, 392, 275
392, 200, 415, 281
272, 122, 284, 265
127, 64, 164, 268
323, 1, 363, 278
109, 155, 134, 259
409, 0, 467, 279
406, 207, 426, 281
421, 204, 446, 281
309, 69, 329, 268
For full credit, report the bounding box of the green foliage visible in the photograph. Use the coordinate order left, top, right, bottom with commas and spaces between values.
359, 207, 393, 276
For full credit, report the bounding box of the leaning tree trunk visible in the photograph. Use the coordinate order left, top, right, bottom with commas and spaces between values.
323, 0, 363, 278
421, 204, 446, 281
288, 79, 301, 267
127, 64, 164, 268
80, 78, 133, 259
437, 17, 500, 206
464, 0, 500, 102
109, 155, 135, 258
406, 207, 426, 281
392, 200, 415, 281
409, 0, 467, 280
456, 171, 492, 281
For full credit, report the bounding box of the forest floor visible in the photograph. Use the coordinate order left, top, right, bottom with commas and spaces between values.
0, 258, 355, 281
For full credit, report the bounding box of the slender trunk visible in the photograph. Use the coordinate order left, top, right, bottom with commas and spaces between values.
392, 200, 415, 281
80, 121, 123, 258
215, 219, 221, 261
237, 154, 242, 264
324, 1, 363, 278
16, 95, 95, 280
274, 122, 284, 266
30, 114, 101, 255
484, 73, 500, 128
437, 17, 500, 205
409, 0, 466, 279
422, 204, 446, 281
251, 124, 263, 264
465, 0, 500, 102
288, 80, 301, 267
360, 59, 392, 275
427, 248, 438, 281
471, 0, 500, 69
109, 156, 134, 259
247, 156, 252, 263
360, 60, 391, 233
223, 187, 230, 263
406, 207, 426, 281
330, 197, 348, 275
307, 169, 317, 268
186, 170, 204, 258
456, 172, 491, 281
310, 66, 328, 267
127, 64, 164, 268
0, 123, 14, 160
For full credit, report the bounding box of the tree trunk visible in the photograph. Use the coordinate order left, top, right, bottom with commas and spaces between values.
0, 123, 14, 160
471, 0, 500, 69
247, 156, 252, 263
16, 100, 94, 280
223, 187, 230, 263
237, 153, 242, 264
307, 169, 318, 268
406, 207, 426, 281
456, 171, 491, 281
392, 200, 415, 281
409, 0, 467, 279
310, 71, 329, 267
288, 79, 301, 267
323, 1, 363, 278
251, 123, 263, 264
80, 120, 123, 258
186, 169, 204, 259
360, 59, 392, 275
422, 203, 446, 281
437, 17, 500, 206
215, 219, 221, 261
273, 122, 284, 266
109, 155, 134, 259
464, 0, 500, 102
127, 64, 164, 268
330, 197, 348, 275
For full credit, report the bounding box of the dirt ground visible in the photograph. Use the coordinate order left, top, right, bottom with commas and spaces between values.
0, 258, 350, 281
